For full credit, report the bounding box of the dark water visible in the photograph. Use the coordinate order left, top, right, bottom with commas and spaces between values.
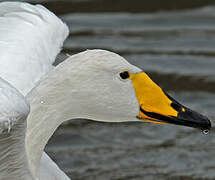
26, 0, 215, 14
36, 2, 215, 180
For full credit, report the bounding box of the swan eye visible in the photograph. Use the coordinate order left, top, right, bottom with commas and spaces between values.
119, 71, 130, 79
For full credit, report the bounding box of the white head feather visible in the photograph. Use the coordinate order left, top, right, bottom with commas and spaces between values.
26, 49, 141, 177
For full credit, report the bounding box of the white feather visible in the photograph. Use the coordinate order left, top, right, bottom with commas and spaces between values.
0, 77, 33, 180
26, 50, 140, 179
0, 2, 139, 180
0, 2, 70, 180
0, 2, 69, 96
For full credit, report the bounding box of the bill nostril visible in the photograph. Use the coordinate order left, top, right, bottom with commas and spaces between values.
171, 102, 182, 112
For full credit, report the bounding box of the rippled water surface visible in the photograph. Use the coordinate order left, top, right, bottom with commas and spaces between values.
33, 2, 215, 179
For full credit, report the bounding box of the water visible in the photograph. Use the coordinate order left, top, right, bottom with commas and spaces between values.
30, 2, 215, 179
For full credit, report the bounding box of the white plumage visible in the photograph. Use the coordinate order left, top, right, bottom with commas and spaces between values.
0, 2, 69, 95
0, 77, 33, 180
0, 2, 70, 180
0, 2, 140, 180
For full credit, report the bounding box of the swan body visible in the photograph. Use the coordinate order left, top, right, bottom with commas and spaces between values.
0, 2, 70, 179
0, 2, 211, 180
0, 77, 33, 180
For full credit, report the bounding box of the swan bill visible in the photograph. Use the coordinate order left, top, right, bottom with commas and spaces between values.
129, 72, 211, 130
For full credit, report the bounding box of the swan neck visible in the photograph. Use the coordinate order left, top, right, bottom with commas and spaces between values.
25, 57, 86, 179
26, 104, 63, 179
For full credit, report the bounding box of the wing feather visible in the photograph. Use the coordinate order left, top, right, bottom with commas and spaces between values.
0, 2, 70, 179
0, 2, 69, 95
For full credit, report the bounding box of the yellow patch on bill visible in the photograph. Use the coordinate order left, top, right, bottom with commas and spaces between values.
129, 72, 178, 122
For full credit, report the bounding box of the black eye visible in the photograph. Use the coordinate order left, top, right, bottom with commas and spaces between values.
120, 71, 130, 79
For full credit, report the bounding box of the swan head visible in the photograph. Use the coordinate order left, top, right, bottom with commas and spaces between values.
27, 49, 211, 179
31, 49, 211, 130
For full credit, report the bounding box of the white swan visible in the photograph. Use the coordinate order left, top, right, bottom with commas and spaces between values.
0, 2, 211, 180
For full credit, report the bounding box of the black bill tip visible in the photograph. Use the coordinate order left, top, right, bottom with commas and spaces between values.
139, 104, 211, 130
166, 92, 211, 130
175, 107, 212, 130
